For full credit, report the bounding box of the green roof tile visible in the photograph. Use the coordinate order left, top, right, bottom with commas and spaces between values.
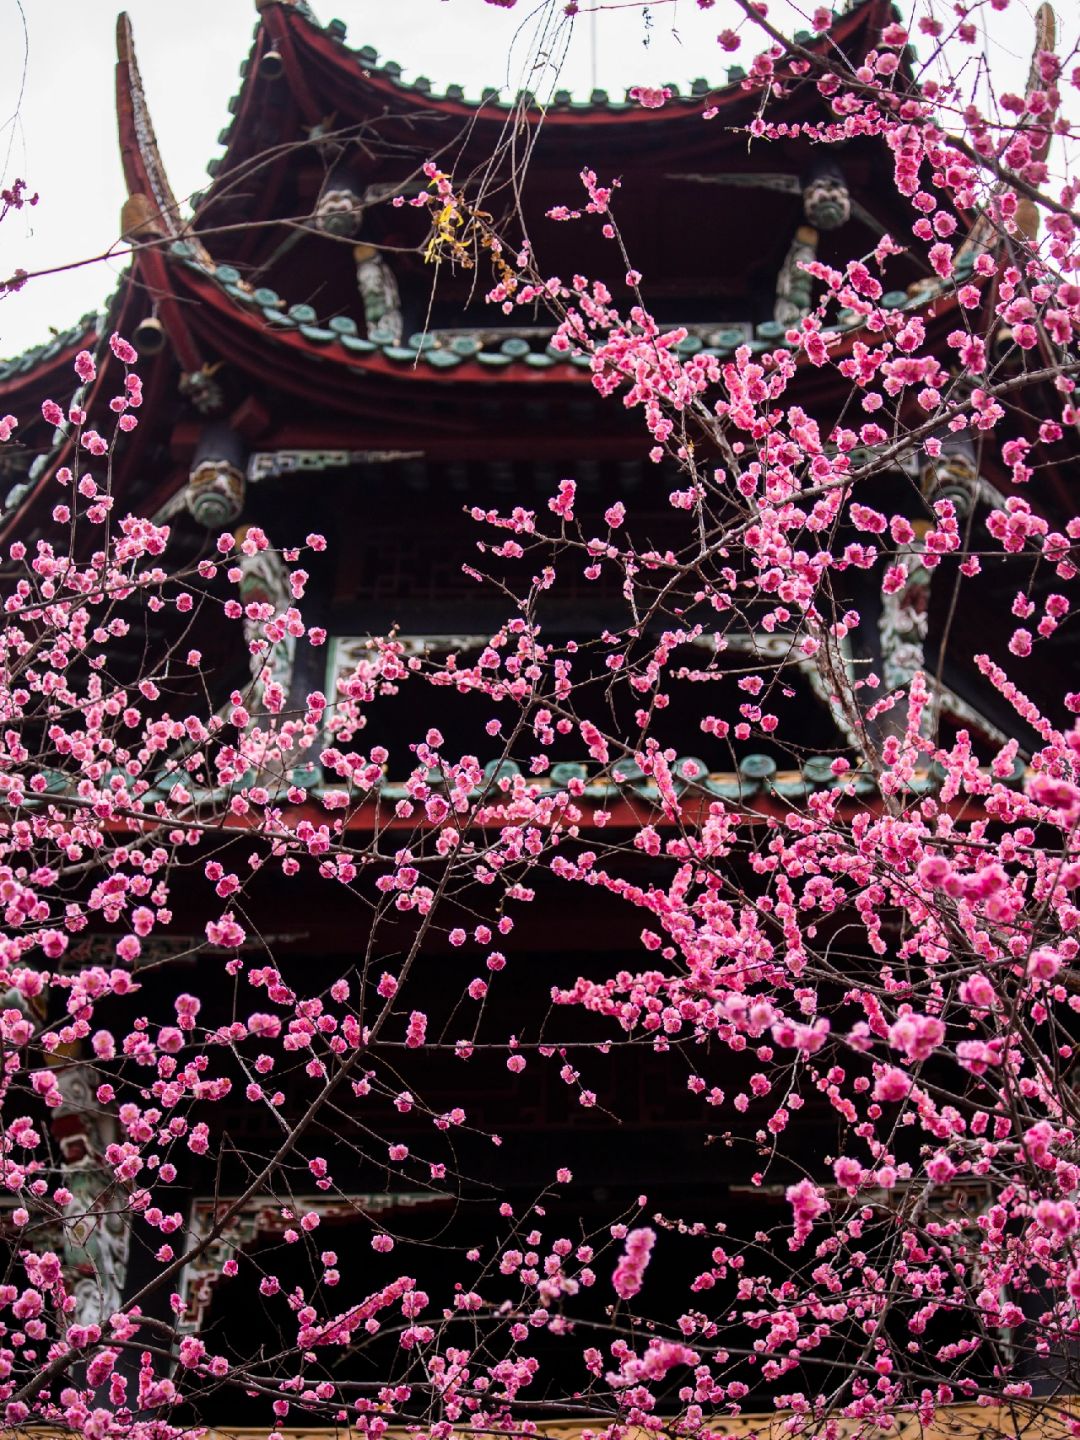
802, 756, 838, 786
550, 762, 587, 788
339, 334, 378, 354
740, 753, 777, 780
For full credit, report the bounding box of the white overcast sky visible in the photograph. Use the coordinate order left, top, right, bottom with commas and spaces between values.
0, 0, 1063, 360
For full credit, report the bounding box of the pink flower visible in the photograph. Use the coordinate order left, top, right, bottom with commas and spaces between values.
109, 332, 139, 364
833, 1157, 864, 1192
873, 1066, 912, 1102
613, 1226, 655, 1300
629, 85, 672, 109
888, 1012, 945, 1062
786, 1179, 829, 1249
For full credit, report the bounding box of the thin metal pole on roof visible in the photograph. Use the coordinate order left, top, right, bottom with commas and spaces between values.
590, 2, 598, 93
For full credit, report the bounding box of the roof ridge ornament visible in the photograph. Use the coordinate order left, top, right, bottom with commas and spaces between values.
115, 14, 183, 240
954, 1, 1056, 256
115, 14, 215, 267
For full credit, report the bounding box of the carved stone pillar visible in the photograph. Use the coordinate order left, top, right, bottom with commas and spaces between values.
773, 158, 850, 326
354, 244, 403, 345
53, 1064, 129, 1327
235, 525, 296, 699
879, 540, 932, 702
774, 224, 819, 327
878, 440, 976, 734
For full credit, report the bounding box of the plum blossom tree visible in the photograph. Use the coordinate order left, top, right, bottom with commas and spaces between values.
0, 0, 1079, 1437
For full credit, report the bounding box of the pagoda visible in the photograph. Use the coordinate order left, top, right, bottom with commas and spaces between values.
0, 0, 1072, 1423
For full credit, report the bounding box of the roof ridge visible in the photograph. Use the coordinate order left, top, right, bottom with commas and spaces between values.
243, 0, 879, 118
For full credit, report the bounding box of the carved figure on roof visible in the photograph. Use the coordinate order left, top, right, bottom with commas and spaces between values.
354, 243, 403, 346
919, 438, 977, 508
315, 184, 365, 237
802, 158, 850, 231
179, 363, 226, 416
